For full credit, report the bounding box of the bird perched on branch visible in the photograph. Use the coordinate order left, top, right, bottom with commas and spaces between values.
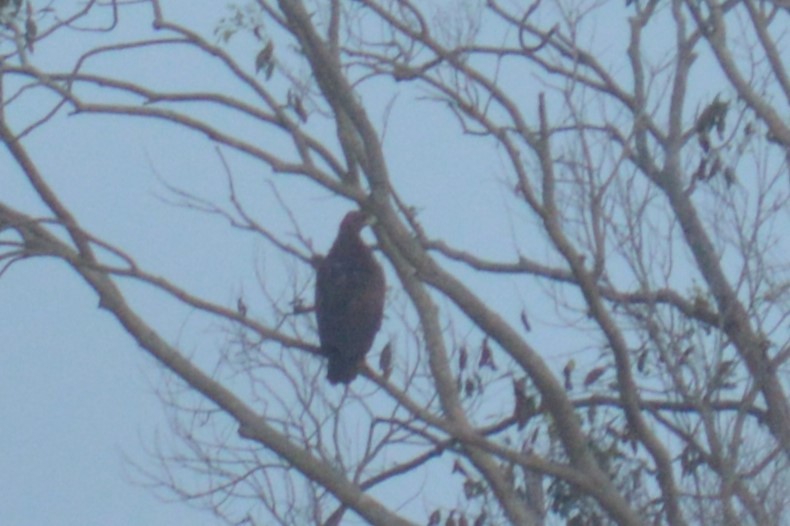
315, 211, 385, 384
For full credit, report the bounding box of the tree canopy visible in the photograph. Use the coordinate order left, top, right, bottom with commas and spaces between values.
1, 1, 788, 525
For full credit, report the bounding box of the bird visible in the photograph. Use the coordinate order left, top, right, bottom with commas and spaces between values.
315, 211, 385, 384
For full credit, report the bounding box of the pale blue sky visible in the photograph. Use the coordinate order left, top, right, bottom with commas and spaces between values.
2, 1, 786, 525
0, 1, 669, 523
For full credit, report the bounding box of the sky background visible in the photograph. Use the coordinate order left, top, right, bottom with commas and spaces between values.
0, 2, 471, 523
2, 1, 783, 525
1, 2, 262, 524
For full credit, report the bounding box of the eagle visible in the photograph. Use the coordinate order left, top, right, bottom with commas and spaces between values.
315, 211, 385, 384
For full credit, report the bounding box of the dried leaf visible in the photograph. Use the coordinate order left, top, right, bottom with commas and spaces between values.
513, 378, 534, 430
698, 133, 711, 153
637, 349, 648, 372
714, 360, 735, 381
293, 94, 308, 122
452, 460, 468, 477
237, 297, 247, 317
584, 366, 606, 387
678, 346, 694, 366
464, 377, 476, 398
707, 157, 722, 180
587, 404, 597, 423
478, 337, 496, 370
563, 359, 575, 390
520, 309, 531, 332
379, 342, 392, 379
693, 158, 707, 181
25, 18, 37, 52
696, 95, 728, 137
255, 40, 274, 73
680, 445, 703, 477
723, 167, 735, 186
458, 345, 468, 371
463, 478, 481, 498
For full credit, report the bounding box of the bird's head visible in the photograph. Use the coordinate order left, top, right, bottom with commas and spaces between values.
339, 210, 374, 235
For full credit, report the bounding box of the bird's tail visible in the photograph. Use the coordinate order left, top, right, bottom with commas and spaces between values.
327, 353, 360, 384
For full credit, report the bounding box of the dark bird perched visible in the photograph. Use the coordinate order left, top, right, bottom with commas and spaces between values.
315, 211, 385, 384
